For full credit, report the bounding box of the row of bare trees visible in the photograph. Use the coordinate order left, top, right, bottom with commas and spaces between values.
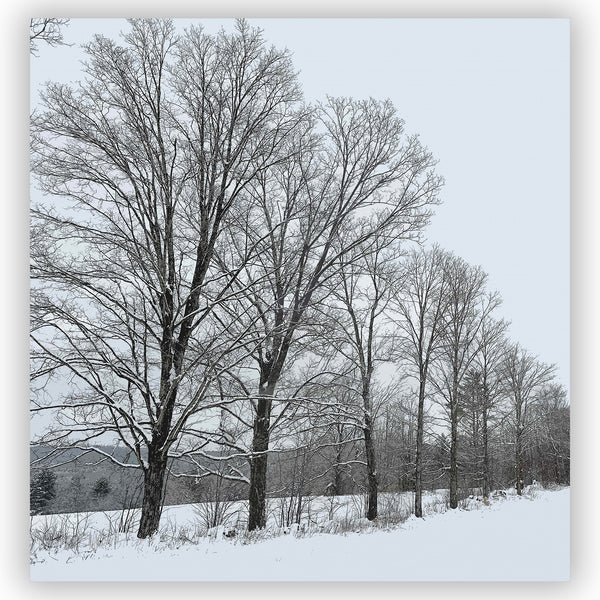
30, 19, 567, 539
263, 365, 567, 516
391, 247, 563, 511
301, 244, 565, 520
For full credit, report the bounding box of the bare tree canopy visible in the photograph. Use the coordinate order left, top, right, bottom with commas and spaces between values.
31, 18, 304, 539
30, 18, 70, 55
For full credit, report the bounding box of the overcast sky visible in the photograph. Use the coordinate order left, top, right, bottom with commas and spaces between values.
30, 18, 570, 389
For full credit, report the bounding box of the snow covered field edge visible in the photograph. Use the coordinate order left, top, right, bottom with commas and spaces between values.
30, 486, 570, 582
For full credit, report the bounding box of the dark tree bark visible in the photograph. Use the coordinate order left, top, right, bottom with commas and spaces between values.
363, 408, 379, 520
414, 378, 426, 517
248, 390, 274, 531
515, 398, 524, 495
482, 401, 490, 498
332, 452, 343, 496
137, 446, 168, 538
515, 445, 524, 495
327, 421, 349, 496
449, 385, 459, 508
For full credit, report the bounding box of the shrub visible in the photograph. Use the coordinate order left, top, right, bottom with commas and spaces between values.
92, 477, 111, 498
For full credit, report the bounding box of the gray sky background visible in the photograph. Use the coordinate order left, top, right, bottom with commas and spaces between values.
30, 18, 570, 389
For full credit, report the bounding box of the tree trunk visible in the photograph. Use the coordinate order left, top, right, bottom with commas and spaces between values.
363, 413, 378, 521
137, 447, 168, 539
414, 378, 426, 517
515, 426, 524, 496
482, 404, 490, 498
248, 391, 273, 531
332, 431, 344, 495
364, 425, 378, 520
295, 447, 307, 525
553, 453, 560, 484
515, 398, 523, 495
449, 398, 459, 509
361, 376, 378, 521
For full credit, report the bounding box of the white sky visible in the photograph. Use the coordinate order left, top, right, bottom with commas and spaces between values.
30, 18, 570, 390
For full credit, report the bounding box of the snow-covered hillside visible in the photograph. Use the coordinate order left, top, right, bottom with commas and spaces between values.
30, 487, 569, 582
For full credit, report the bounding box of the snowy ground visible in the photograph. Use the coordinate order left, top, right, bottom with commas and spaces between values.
30, 487, 569, 582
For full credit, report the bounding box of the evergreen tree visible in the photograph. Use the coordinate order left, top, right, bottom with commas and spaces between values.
30, 468, 57, 515
92, 477, 111, 498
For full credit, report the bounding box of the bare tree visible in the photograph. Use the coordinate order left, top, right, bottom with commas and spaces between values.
327, 240, 400, 521
430, 255, 501, 508
217, 96, 442, 530
30, 18, 70, 55
529, 383, 569, 486
391, 245, 448, 517
30, 19, 303, 538
499, 344, 555, 495
472, 316, 509, 497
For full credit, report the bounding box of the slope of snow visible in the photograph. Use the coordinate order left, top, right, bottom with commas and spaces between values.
30, 488, 569, 582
